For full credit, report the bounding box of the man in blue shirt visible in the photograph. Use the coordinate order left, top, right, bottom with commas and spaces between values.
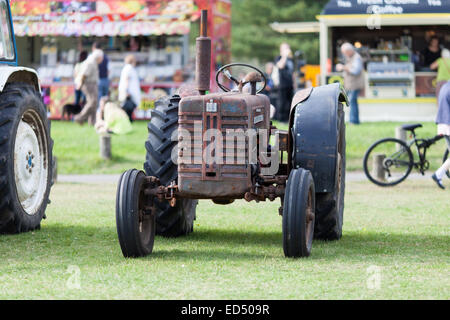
93, 42, 109, 107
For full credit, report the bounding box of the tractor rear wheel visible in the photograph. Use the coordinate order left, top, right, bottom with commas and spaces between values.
314, 103, 346, 240
0, 83, 53, 233
116, 169, 155, 257
144, 95, 197, 237
282, 168, 315, 258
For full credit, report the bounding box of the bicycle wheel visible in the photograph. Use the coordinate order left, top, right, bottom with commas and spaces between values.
444, 149, 450, 179
363, 138, 414, 187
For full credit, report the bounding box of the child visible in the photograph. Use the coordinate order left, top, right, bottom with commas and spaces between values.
95, 97, 132, 136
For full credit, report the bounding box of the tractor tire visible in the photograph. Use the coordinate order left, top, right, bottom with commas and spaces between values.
0, 83, 53, 234
314, 103, 346, 240
144, 95, 197, 237
116, 169, 155, 258
282, 168, 315, 258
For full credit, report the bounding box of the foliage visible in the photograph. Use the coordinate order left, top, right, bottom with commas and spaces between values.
231, 0, 329, 64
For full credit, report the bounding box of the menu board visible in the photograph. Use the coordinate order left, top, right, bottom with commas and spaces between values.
322, 0, 449, 15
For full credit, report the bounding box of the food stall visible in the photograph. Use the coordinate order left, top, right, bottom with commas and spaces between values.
272, 0, 450, 121
10, 0, 231, 120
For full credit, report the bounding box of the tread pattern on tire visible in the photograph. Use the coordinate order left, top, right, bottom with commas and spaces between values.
283, 168, 315, 258
314, 104, 346, 240
144, 95, 197, 237
0, 83, 53, 233
116, 169, 155, 257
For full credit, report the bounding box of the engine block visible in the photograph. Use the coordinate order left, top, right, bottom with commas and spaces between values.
177, 92, 270, 199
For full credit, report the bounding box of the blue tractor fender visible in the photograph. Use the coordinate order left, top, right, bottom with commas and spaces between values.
288, 83, 348, 193
0, 1, 40, 93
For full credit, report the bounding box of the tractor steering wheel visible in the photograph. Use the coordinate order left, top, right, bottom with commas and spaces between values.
216, 63, 267, 94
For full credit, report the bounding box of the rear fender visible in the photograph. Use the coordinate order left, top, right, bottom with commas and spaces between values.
0, 66, 41, 93
288, 83, 348, 193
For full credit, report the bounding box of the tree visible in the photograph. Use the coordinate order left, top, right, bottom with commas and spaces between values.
231, 0, 328, 64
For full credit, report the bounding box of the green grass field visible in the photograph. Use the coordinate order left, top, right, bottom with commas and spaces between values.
51, 120, 448, 175
0, 179, 448, 299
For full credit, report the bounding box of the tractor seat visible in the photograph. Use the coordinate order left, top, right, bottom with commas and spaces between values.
402, 124, 422, 132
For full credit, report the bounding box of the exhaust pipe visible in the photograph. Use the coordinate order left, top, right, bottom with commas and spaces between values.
196, 10, 211, 95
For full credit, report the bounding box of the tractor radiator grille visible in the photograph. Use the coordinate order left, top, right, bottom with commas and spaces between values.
178, 112, 249, 181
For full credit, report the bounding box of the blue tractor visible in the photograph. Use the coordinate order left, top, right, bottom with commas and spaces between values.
0, 0, 53, 233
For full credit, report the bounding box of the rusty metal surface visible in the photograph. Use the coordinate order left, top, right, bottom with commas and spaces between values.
305, 188, 315, 250
238, 71, 263, 94
287, 88, 313, 174
143, 173, 286, 205
276, 130, 288, 151
196, 10, 211, 94
290, 87, 313, 110
243, 71, 263, 84
244, 174, 287, 202
178, 91, 270, 199
200, 10, 208, 37
196, 38, 211, 93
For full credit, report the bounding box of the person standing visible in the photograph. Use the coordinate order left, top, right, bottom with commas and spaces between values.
337, 43, 365, 125
275, 43, 294, 122
118, 54, 141, 122
422, 36, 442, 69
74, 49, 104, 126
430, 48, 450, 99
73, 50, 88, 107
431, 81, 450, 189
93, 42, 109, 104
262, 62, 278, 107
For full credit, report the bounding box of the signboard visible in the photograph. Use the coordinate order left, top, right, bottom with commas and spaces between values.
322, 0, 450, 15
415, 74, 437, 97
10, 0, 195, 36
11, 1, 195, 17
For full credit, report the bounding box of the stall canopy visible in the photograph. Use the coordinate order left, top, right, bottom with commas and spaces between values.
10, 0, 198, 37
322, 0, 450, 15
271, 0, 450, 33
318, 0, 450, 26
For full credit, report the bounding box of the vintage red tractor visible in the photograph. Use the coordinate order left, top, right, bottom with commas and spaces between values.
116, 11, 348, 258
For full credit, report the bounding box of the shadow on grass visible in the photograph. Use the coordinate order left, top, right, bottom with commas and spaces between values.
0, 223, 448, 263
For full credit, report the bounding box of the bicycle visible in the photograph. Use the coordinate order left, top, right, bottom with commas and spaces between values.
363, 123, 449, 187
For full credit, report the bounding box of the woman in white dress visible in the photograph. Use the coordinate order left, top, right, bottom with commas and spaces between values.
432, 81, 450, 189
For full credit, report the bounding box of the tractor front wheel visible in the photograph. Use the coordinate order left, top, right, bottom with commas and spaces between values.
282, 168, 315, 258
116, 169, 155, 258
0, 83, 53, 233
